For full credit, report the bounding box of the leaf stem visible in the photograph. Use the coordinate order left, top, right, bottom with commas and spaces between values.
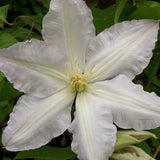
153, 143, 160, 159
3, 15, 41, 39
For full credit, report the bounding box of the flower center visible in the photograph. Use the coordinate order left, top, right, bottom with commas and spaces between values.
70, 74, 87, 92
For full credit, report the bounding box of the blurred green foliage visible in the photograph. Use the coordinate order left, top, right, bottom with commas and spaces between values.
14, 146, 76, 160
0, 0, 160, 160
0, 5, 9, 29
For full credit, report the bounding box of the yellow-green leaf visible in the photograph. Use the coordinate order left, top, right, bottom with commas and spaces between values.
0, 32, 18, 49
129, 1, 160, 20
0, 5, 9, 29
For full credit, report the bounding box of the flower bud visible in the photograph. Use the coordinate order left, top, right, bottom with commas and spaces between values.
111, 145, 155, 160
115, 130, 156, 151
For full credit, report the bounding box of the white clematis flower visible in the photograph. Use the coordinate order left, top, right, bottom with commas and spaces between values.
0, 0, 160, 160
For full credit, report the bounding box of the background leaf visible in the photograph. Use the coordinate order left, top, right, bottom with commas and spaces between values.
0, 79, 22, 101
136, 141, 152, 155
0, 5, 9, 29
91, 5, 116, 34
14, 146, 76, 160
0, 32, 17, 49
114, 0, 127, 23
129, 1, 160, 20
0, 72, 5, 82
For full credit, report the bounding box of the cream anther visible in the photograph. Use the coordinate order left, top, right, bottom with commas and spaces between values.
70, 74, 87, 92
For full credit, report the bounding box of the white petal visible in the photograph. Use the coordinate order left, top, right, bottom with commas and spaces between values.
0, 39, 70, 97
85, 20, 159, 82
88, 75, 160, 130
69, 92, 117, 160
42, 0, 95, 72
2, 87, 75, 151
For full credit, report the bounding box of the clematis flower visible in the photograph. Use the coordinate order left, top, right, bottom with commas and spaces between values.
0, 0, 160, 160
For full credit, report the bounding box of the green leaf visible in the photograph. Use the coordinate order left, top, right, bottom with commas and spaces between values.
151, 77, 160, 88
150, 127, 160, 139
0, 79, 22, 101
21, 13, 43, 32
43, 0, 51, 9
14, 146, 76, 160
148, 84, 160, 96
0, 79, 21, 124
91, 5, 116, 34
0, 79, 22, 123
0, 5, 9, 29
114, 0, 127, 23
11, 27, 42, 41
0, 32, 18, 49
0, 19, 25, 34
91, 3, 135, 34
119, 4, 136, 22
3, 158, 12, 160
0, 100, 12, 123
0, 19, 42, 41
129, 1, 160, 20
136, 141, 151, 155
144, 54, 160, 80
0, 100, 8, 108
0, 71, 5, 82
151, 137, 159, 149
0, 78, 5, 93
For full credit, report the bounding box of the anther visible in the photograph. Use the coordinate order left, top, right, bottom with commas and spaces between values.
70, 74, 87, 92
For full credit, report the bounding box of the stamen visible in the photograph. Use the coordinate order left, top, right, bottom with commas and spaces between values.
70, 74, 87, 92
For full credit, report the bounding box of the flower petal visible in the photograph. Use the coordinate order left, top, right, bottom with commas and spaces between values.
69, 92, 117, 160
42, 0, 95, 72
85, 20, 159, 82
2, 87, 75, 151
88, 75, 160, 130
0, 39, 70, 97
